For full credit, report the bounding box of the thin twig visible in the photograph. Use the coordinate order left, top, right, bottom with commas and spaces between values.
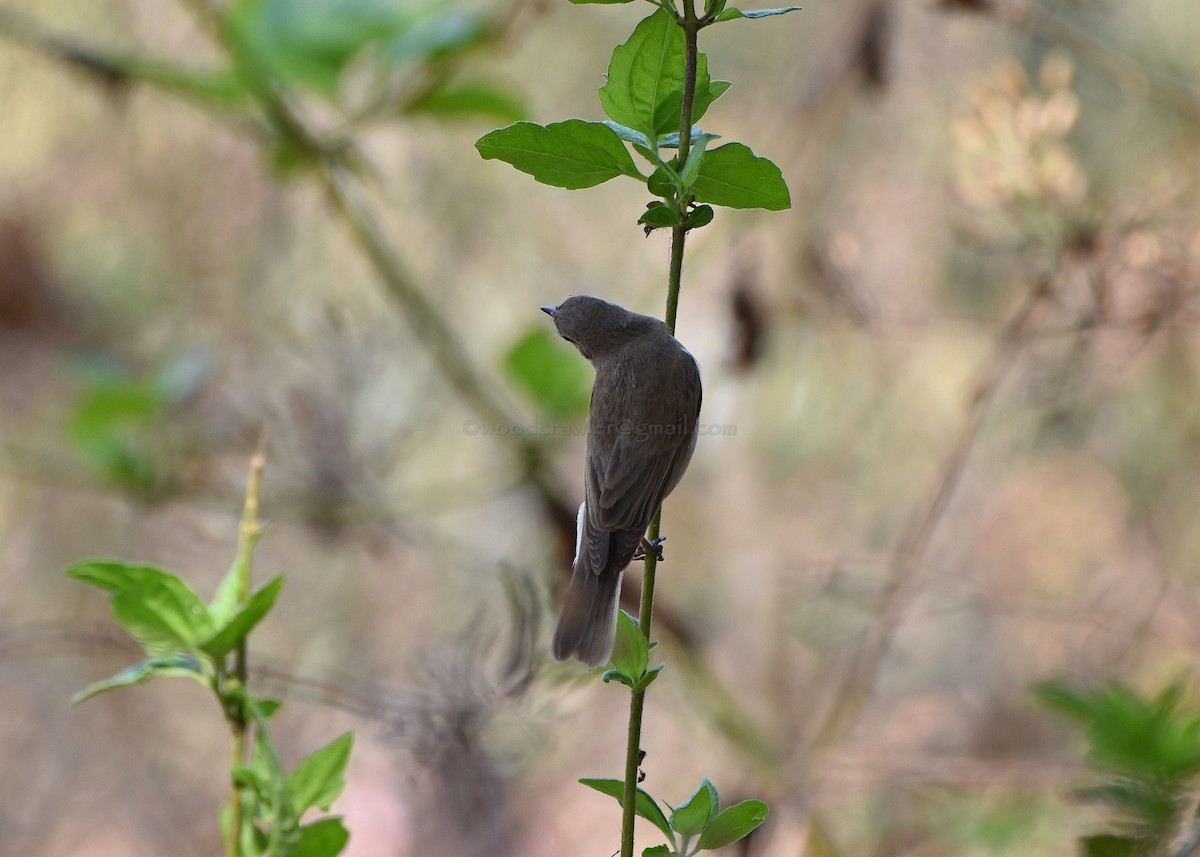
810, 275, 1052, 750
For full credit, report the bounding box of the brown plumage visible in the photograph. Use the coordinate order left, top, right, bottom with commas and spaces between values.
541, 296, 702, 666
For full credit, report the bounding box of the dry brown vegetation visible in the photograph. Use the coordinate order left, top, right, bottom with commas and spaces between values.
2, 0, 1200, 854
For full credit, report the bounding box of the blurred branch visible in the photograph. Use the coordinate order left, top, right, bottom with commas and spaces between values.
811, 274, 1052, 750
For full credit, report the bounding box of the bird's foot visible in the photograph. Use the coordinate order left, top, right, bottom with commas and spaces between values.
632, 535, 666, 562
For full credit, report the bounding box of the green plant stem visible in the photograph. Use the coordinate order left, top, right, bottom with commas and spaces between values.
225, 447, 266, 857
619, 8, 700, 857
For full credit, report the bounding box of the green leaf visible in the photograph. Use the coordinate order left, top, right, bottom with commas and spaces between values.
658, 125, 721, 149
685, 204, 715, 229
71, 654, 204, 704
250, 696, 283, 720
201, 574, 285, 660
66, 560, 158, 593
643, 847, 672, 857
603, 121, 652, 149
639, 203, 682, 229
714, 6, 802, 21
288, 733, 354, 815
680, 133, 719, 186
1080, 835, 1137, 857
405, 80, 528, 123
638, 663, 665, 690
672, 779, 719, 837
209, 557, 245, 629
692, 143, 790, 210
292, 818, 351, 857
580, 778, 674, 843
476, 120, 643, 189
68, 562, 213, 653
647, 166, 678, 198
1036, 680, 1200, 782
67, 380, 163, 490
609, 610, 649, 679
503, 327, 593, 419
696, 799, 769, 850
691, 80, 731, 124
227, 0, 407, 97
599, 9, 718, 137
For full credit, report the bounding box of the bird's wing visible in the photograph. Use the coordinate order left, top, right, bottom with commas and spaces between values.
584, 351, 701, 558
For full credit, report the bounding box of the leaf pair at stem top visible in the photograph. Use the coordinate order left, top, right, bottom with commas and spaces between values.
475, 6, 796, 227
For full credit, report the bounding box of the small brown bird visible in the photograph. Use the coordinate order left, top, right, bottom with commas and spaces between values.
541, 296, 703, 666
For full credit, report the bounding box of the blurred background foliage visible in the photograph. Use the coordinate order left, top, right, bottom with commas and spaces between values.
1, 0, 1200, 854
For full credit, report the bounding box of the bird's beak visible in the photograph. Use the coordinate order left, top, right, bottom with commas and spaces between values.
540, 305, 557, 317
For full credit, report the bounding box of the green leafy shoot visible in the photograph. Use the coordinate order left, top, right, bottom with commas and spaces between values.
603, 611, 663, 690
1037, 679, 1200, 849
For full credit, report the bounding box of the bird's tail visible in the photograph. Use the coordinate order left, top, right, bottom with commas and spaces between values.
551, 562, 623, 667
551, 502, 623, 667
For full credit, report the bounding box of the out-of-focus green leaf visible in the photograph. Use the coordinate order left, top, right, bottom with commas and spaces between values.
227, 0, 407, 97
288, 733, 354, 815
1036, 680, 1200, 782
66, 560, 157, 593
70, 654, 204, 704
67, 561, 214, 654
201, 575, 285, 660
67, 379, 162, 489
405, 80, 527, 123
381, 9, 487, 63
292, 817, 350, 857
503, 327, 592, 419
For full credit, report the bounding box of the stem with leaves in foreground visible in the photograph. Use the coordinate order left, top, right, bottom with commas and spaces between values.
224, 446, 266, 857
619, 6, 701, 855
